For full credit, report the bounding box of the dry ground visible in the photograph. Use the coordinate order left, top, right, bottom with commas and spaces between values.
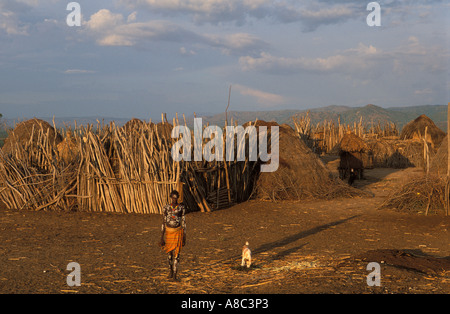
0, 163, 449, 294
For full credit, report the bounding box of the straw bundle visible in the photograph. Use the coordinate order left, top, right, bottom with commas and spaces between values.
379, 174, 446, 215
57, 130, 79, 165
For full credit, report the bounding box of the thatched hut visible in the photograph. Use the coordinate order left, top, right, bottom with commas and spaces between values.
400, 114, 446, 149
155, 122, 173, 139
121, 118, 148, 135
366, 139, 425, 169
249, 121, 365, 201
2, 118, 63, 154
338, 132, 373, 179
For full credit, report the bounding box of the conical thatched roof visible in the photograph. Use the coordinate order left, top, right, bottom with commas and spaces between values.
120, 118, 174, 139
2, 118, 63, 154
121, 118, 148, 135
246, 120, 365, 201
339, 132, 369, 153
400, 114, 446, 148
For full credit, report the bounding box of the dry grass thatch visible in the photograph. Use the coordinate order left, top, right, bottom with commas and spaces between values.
379, 174, 446, 215
120, 118, 148, 135
366, 139, 427, 169
339, 132, 369, 153
2, 118, 63, 154
155, 122, 174, 139
337, 133, 373, 173
400, 114, 446, 149
249, 121, 368, 201
57, 130, 79, 165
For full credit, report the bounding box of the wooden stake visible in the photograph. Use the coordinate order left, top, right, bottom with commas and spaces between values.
447, 102, 450, 215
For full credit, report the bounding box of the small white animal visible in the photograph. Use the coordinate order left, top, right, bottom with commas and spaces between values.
241, 241, 252, 268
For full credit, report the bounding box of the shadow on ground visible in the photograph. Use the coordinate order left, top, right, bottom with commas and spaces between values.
252, 215, 360, 261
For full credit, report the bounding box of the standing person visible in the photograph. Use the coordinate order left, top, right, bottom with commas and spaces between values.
160, 190, 186, 281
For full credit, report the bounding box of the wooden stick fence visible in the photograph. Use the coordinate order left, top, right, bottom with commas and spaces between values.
0, 115, 260, 214
293, 111, 398, 154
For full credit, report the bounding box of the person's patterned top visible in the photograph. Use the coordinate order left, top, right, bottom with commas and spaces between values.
162, 203, 186, 231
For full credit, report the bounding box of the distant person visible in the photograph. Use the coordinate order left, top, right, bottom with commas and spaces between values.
160, 190, 186, 281
348, 168, 357, 186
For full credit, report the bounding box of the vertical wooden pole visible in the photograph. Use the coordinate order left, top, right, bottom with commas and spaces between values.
424, 126, 429, 174
225, 85, 231, 126
447, 102, 450, 215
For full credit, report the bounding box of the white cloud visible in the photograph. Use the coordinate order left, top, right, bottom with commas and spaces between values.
118, 0, 360, 30
16, 0, 59, 7
119, 0, 271, 24
204, 32, 268, 55
239, 43, 378, 75
84, 9, 199, 46
297, 4, 357, 31
117, 0, 448, 31
234, 84, 285, 106
239, 38, 447, 78
180, 47, 197, 55
0, 6, 28, 35
86, 9, 124, 32
127, 11, 138, 23
64, 69, 97, 74
83, 9, 267, 55
414, 88, 433, 95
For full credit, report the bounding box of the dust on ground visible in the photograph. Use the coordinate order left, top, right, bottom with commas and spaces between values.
0, 164, 449, 294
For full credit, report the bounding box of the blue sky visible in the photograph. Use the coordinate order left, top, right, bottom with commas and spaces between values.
0, 0, 448, 120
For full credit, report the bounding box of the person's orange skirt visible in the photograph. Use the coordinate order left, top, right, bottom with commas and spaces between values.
162, 226, 184, 257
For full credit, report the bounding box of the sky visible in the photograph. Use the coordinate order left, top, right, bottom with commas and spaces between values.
0, 0, 449, 121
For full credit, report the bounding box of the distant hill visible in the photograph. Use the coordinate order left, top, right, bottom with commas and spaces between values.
197, 104, 447, 132
1, 104, 447, 133
389, 105, 447, 131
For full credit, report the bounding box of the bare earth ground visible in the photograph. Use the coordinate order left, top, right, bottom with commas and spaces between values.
0, 162, 449, 294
